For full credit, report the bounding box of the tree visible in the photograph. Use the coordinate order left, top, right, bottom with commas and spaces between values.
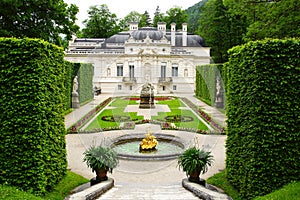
186, 0, 209, 33
223, 0, 300, 41
245, 0, 300, 40
140, 11, 151, 27
119, 11, 143, 30
153, 6, 165, 27
164, 7, 189, 29
81, 4, 121, 38
0, 0, 79, 46
197, 0, 231, 63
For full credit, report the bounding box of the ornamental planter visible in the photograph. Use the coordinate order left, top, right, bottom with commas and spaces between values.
188, 170, 206, 186
83, 145, 119, 186
178, 147, 213, 186
90, 167, 109, 186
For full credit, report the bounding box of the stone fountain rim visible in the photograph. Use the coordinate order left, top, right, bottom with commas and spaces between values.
109, 133, 187, 161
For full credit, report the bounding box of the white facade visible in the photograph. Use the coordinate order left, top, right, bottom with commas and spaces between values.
65, 23, 210, 95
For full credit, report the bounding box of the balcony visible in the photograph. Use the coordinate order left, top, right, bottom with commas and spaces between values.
122, 77, 137, 84
158, 77, 173, 84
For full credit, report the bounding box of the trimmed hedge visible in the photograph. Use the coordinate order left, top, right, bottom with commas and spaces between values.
78, 63, 93, 104
196, 64, 227, 107
63, 62, 80, 110
0, 38, 68, 195
226, 38, 300, 199
63, 62, 92, 110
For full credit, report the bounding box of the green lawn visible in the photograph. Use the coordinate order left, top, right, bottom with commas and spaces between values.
0, 171, 89, 200
85, 108, 143, 130
155, 97, 185, 108
207, 170, 300, 200
152, 109, 209, 130
110, 98, 138, 107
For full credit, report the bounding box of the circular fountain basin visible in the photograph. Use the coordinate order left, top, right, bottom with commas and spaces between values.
110, 133, 186, 161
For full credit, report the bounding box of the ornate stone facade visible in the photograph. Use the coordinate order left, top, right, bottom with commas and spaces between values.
65, 22, 210, 95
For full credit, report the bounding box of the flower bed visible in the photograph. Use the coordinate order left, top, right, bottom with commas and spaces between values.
123, 96, 173, 101
101, 115, 131, 122
164, 115, 194, 122
181, 97, 225, 134
197, 109, 225, 133
68, 97, 112, 133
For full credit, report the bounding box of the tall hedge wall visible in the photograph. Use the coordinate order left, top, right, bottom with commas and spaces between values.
0, 38, 67, 195
78, 63, 93, 104
196, 64, 227, 106
226, 38, 300, 199
63, 61, 80, 110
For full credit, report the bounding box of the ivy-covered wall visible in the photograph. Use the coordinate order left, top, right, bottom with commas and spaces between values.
226, 38, 300, 199
195, 64, 226, 106
0, 38, 68, 195
77, 63, 94, 104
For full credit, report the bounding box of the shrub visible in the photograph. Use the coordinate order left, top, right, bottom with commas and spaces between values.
196, 64, 227, 107
78, 63, 93, 104
226, 38, 300, 199
0, 38, 68, 195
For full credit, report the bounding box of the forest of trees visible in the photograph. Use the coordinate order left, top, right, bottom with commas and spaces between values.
1, 0, 299, 58
196, 0, 300, 63
79, 0, 299, 63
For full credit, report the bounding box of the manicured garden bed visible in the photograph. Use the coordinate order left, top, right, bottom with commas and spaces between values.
82, 97, 212, 133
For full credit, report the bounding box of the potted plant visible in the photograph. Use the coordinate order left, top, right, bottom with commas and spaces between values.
178, 146, 213, 186
83, 145, 119, 185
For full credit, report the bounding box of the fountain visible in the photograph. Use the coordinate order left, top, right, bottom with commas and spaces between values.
110, 130, 185, 160
139, 128, 158, 153
139, 82, 155, 109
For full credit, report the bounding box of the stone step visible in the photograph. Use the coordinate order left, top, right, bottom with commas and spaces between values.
97, 183, 200, 200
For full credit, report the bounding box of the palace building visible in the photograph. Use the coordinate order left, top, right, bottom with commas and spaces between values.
65, 22, 210, 95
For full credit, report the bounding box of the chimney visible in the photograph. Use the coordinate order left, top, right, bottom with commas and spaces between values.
171, 22, 176, 46
182, 23, 187, 46
157, 22, 166, 35
129, 22, 139, 31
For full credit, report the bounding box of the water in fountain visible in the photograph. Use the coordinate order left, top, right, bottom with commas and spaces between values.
110, 132, 185, 160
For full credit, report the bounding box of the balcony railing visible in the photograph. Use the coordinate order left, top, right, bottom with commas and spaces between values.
122, 77, 137, 84
158, 77, 173, 83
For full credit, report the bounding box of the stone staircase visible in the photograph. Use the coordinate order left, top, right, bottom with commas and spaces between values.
97, 183, 200, 200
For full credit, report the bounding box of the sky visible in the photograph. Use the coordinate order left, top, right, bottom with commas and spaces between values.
64, 0, 201, 28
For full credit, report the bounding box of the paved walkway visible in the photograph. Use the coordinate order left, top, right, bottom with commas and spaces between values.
65, 93, 227, 199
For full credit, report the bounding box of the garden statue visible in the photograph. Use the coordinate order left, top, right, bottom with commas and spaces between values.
72, 76, 80, 108
139, 82, 155, 108
139, 128, 158, 152
215, 76, 224, 108
72, 76, 78, 93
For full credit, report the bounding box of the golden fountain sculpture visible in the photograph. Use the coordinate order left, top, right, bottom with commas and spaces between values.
139, 128, 158, 152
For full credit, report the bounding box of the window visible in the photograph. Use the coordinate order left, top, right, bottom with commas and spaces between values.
118, 85, 122, 90
162, 86, 166, 91
173, 85, 177, 90
129, 63, 134, 78
172, 64, 178, 77
161, 62, 166, 78
129, 86, 133, 90
117, 64, 123, 76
